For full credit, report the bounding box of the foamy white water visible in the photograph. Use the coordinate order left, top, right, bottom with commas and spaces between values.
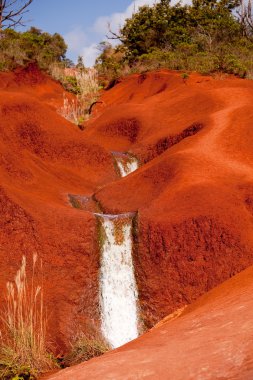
97, 214, 139, 348
112, 152, 139, 177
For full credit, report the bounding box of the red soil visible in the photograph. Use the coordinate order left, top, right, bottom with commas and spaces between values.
46, 264, 253, 379
87, 70, 253, 328
1, 65, 253, 367
0, 64, 117, 348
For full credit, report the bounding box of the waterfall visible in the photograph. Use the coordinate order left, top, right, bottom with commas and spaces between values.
96, 213, 139, 348
112, 152, 139, 177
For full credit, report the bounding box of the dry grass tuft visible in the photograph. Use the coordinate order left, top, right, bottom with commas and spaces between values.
64, 332, 109, 367
0, 254, 56, 379
58, 94, 85, 125
54, 67, 100, 125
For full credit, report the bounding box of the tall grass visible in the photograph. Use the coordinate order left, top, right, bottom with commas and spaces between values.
55, 67, 100, 125
48, 62, 65, 83
76, 69, 100, 99
64, 332, 109, 367
58, 93, 85, 125
75, 69, 100, 123
0, 254, 56, 379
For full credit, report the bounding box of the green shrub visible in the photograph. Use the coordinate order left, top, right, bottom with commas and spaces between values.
62, 76, 81, 94
0, 363, 37, 380
187, 52, 219, 74
222, 55, 247, 77
0, 27, 67, 72
181, 72, 189, 81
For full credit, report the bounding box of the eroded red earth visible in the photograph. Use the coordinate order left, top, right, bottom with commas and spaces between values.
47, 265, 253, 379
1, 65, 253, 378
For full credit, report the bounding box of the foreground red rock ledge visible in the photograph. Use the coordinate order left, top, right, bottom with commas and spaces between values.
46, 265, 253, 379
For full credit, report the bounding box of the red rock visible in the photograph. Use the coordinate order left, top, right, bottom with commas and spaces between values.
45, 265, 253, 379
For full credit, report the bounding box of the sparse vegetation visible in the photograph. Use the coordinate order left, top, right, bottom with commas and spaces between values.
64, 332, 109, 367
58, 93, 85, 125
0, 255, 56, 379
74, 69, 100, 121
181, 72, 189, 83
57, 68, 100, 125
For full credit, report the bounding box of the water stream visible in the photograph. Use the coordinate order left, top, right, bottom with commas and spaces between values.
112, 152, 139, 177
72, 152, 140, 347
95, 213, 139, 348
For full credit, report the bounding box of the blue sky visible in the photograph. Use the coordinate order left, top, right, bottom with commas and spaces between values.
24, 0, 157, 66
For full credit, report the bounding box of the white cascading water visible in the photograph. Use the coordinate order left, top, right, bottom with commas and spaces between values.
96, 213, 139, 348
112, 152, 139, 177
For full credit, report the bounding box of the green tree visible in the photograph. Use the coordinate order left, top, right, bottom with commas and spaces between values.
109, 0, 243, 59
0, 27, 67, 70
76, 55, 85, 70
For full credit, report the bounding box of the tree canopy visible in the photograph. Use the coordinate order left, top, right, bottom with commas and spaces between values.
96, 0, 253, 79
117, 0, 243, 58
0, 27, 67, 70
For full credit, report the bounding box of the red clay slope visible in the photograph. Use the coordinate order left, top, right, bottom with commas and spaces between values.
1, 66, 253, 355
0, 65, 118, 349
46, 264, 253, 380
85, 70, 253, 328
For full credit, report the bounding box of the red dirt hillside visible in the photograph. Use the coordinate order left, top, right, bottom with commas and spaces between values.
0, 64, 117, 349
86, 70, 253, 328
46, 264, 253, 380
1, 65, 253, 360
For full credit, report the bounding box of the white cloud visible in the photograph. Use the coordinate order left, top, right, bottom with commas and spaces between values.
64, 26, 87, 54
93, 0, 157, 38
81, 43, 99, 67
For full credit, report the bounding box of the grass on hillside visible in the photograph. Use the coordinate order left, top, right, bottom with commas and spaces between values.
51, 66, 100, 125
64, 332, 109, 367
0, 254, 56, 380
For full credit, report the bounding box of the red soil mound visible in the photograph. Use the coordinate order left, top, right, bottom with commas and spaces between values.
0, 66, 117, 348
87, 71, 253, 328
46, 264, 253, 379
1, 66, 253, 359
